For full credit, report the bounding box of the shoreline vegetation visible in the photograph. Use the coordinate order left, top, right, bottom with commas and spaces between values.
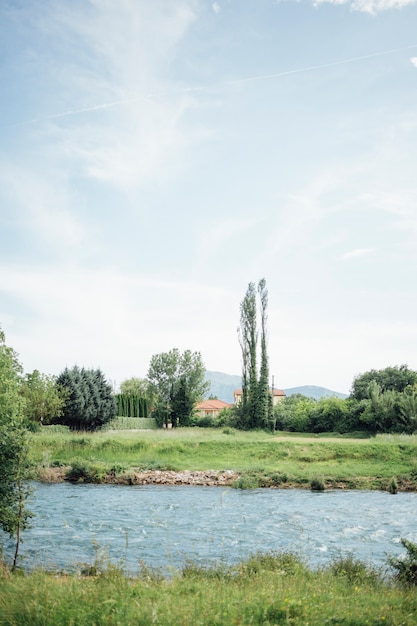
30, 427, 417, 492
2, 549, 417, 625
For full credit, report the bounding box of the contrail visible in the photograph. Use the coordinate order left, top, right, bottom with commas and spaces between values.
5, 43, 417, 128
225, 43, 417, 85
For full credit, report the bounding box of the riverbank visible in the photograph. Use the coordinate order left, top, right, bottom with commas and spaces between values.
29, 428, 417, 491
34, 465, 417, 491
36, 466, 241, 486
2, 551, 416, 625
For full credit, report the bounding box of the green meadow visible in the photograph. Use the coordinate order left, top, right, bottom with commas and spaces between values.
29, 427, 417, 490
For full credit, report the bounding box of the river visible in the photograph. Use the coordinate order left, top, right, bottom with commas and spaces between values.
2, 483, 416, 573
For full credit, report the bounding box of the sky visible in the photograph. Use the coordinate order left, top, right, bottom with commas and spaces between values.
1, 0, 417, 395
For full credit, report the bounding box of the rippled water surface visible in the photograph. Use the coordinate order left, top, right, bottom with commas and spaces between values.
3, 483, 417, 572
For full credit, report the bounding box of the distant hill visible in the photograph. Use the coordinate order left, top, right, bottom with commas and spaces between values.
204, 371, 347, 404
283, 386, 348, 400
204, 371, 241, 404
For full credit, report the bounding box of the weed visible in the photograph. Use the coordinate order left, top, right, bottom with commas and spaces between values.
238, 551, 307, 577
329, 554, 382, 585
388, 476, 398, 494
388, 538, 417, 585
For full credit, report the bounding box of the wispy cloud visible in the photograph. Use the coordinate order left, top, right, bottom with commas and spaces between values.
8, 40, 417, 132
212, 2, 221, 14
9, 1, 199, 189
340, 248, 376, 260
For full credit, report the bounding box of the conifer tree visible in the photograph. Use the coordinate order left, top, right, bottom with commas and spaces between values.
56, 366, 116, 430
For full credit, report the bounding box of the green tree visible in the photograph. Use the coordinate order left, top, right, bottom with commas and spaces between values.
237, 282, 258, 429
399, 387, 417, 433
236, 279, 273, 429
360, 381, 400, 433
147, 349, 209, 426
170, 376, 194, 427
274, 394, 316, 432
119, 377, 156, 405
257, 278, 273, 429
309, 396, 350, 433
21, 369, 67, 425
351, 365, 417, 400
0, 328, 32, 569
56, 366, 117, 430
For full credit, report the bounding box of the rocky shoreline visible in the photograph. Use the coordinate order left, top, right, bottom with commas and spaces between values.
33, 466, 417, 491
113, 469, 241, 486
37, 466, 241, 486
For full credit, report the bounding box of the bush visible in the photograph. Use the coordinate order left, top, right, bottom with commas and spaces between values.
65, 461, 106, 483
269, 472, 288, 486
388, 538, 417, 585
103, 417, 157, 430
232, 475, 260, 490
329, 554, 381, 585
310, 476, 325, 491
238, 551, 306, 576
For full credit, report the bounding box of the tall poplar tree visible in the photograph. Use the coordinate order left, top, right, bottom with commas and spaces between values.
257, 278, 273, 428
237, 282, 258, 428
237, 279, 273, 429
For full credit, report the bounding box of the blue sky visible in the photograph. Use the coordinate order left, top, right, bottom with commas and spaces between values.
1, 0, 417, 394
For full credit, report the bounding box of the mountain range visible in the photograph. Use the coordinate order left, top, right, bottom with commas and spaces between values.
204, 371, 348, 404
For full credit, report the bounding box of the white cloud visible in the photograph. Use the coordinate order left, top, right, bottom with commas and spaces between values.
212, 2, 221, 13
19, 1, 200, 190
0, 264, 241, 382
313, 0, 417, 13
411, 57, 417, 68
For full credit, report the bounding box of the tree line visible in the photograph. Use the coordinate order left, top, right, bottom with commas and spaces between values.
273, 364, 417, 435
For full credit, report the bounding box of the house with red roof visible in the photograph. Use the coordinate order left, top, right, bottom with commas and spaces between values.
194, 399, 233, 417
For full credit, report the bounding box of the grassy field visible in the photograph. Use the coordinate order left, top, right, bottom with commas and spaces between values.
1, 551, 416, 625
29, 427, 417, 490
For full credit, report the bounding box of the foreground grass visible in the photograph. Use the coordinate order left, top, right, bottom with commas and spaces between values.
1, 552, 416, 625
29, 427, 417, 490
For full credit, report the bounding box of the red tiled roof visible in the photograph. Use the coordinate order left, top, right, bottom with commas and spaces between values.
195, 399, 233, 410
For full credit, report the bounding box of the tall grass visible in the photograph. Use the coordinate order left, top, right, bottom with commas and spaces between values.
1, 551, 416, 625
29, 428, 417, 489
